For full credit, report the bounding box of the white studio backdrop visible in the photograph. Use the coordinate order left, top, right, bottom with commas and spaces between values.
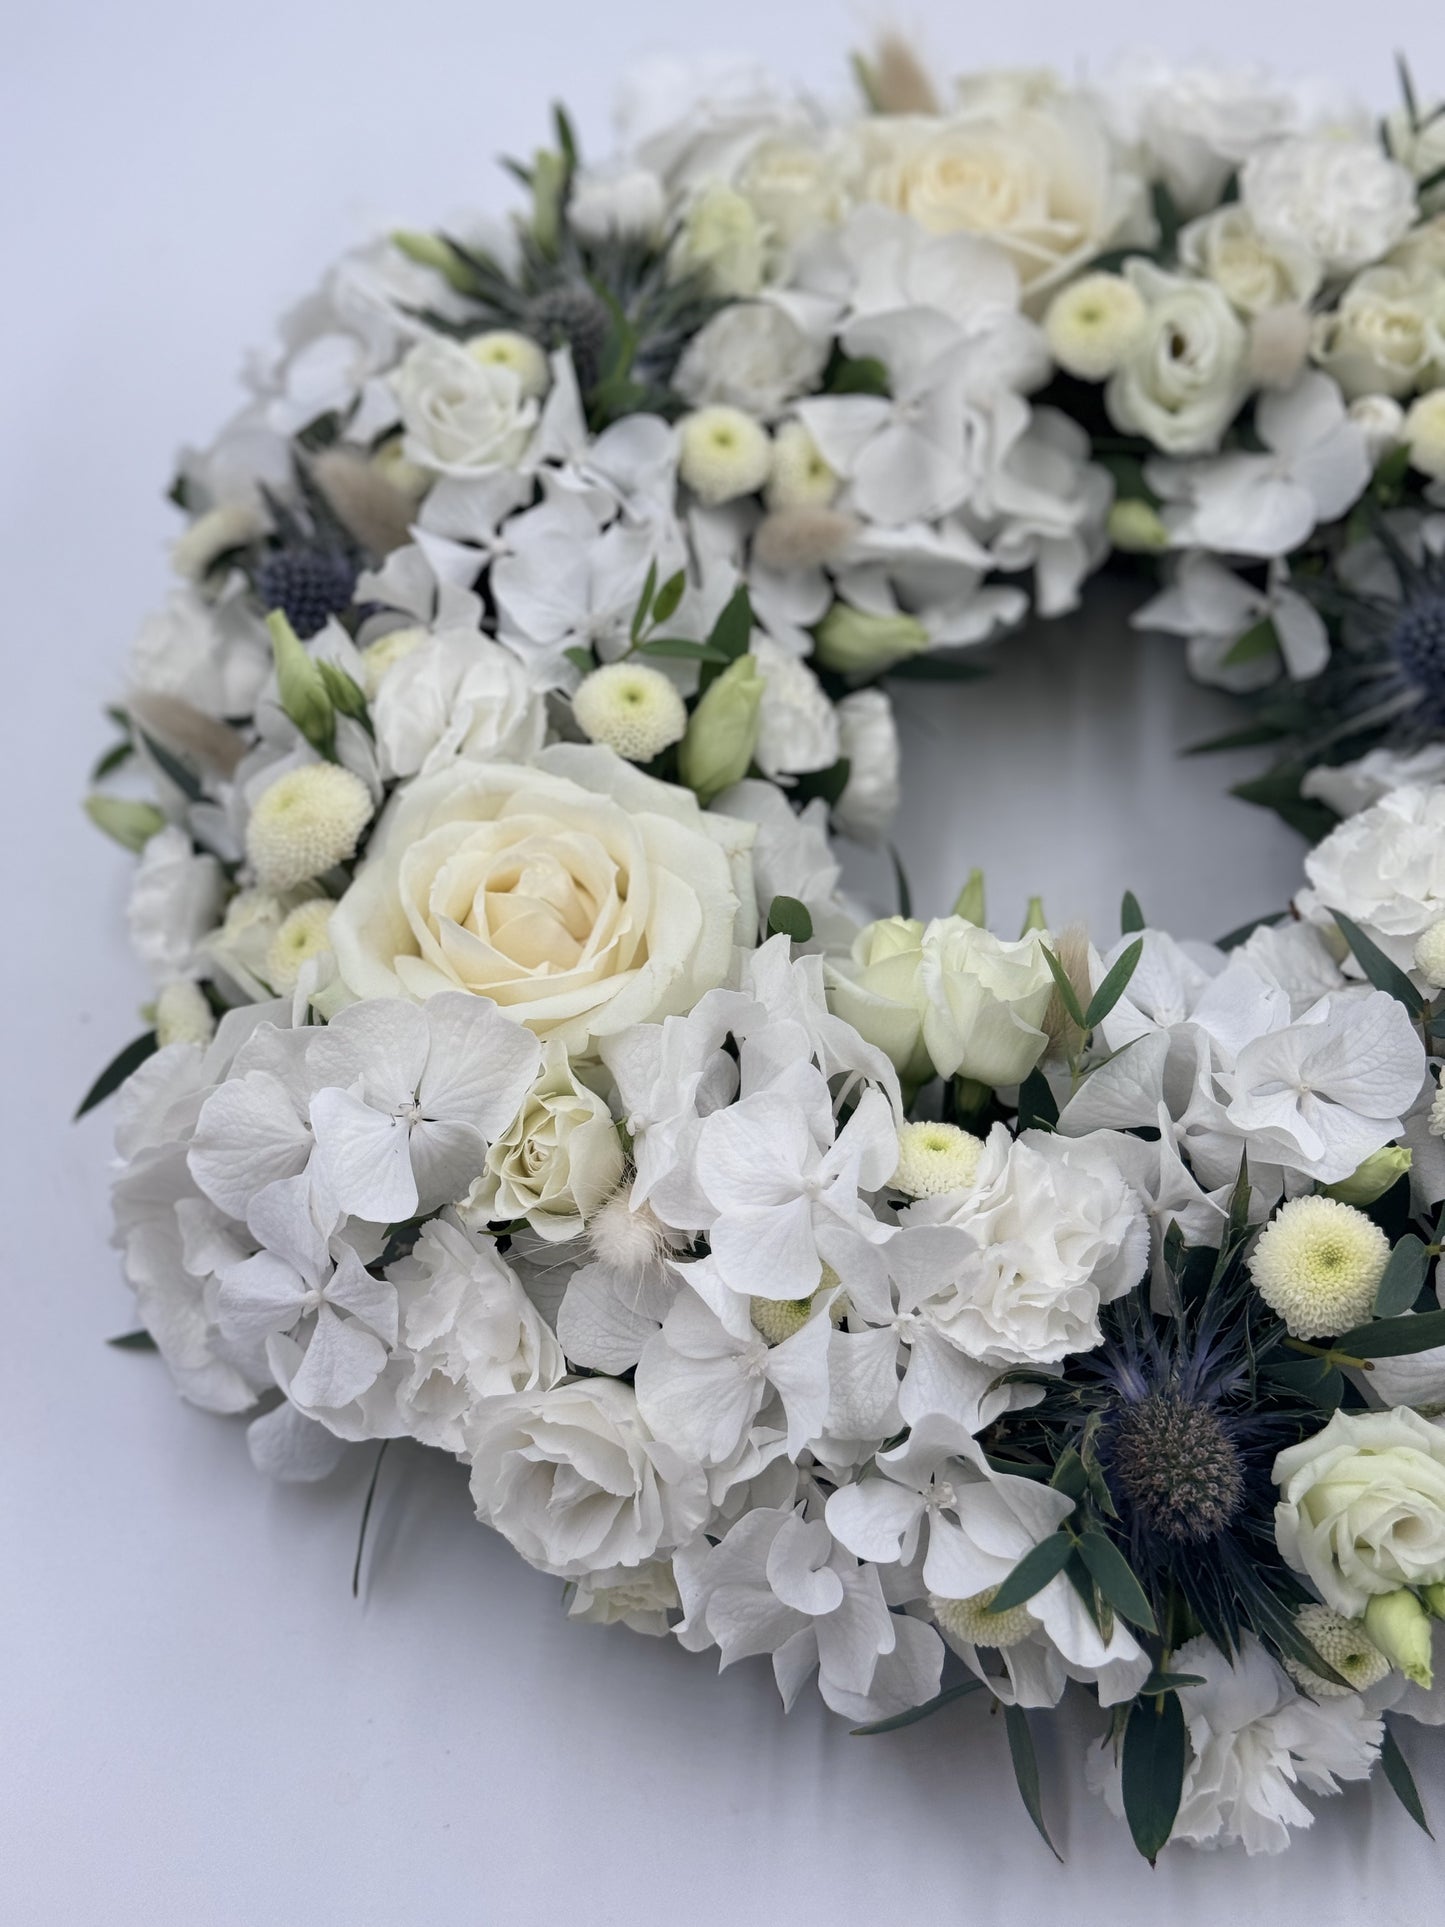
2, 3, 1443, 1921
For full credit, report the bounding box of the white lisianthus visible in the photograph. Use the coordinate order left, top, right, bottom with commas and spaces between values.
572, 661, 688, 762
1247, 1195, 1390, 1338
328, 745, 754, 1052
461, 1039, 624, 1242
833, 688, 900, 843
1105, 260, 1249, 454
392, 335, 539, 475
1243, 135, 1417, 277
674, 302, 829, 420
1405, 387, 1445, 477
127, 825, 225, 985
1274, 1407, 1445, 1616
678, 404, 773, 503
385, 1217, 566, 1455
902, 1125, 1148, 1366
568, 165, 667, 243
1179, 205, 1322, 318
1296, 782, 1445, 970
468, 1378, 710, 1579
371, 628, 545, 779
917, 917, 1056, 1087
852, 96, 1149, 307
824, 916, 932, 1086
674, 182, 769, 297
245, 763, 374, 891
1312, 267, 1445, 400
1043, 272, 1147, 381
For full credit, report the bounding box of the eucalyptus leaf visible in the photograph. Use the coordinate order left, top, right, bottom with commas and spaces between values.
850, 1677, 986, 1736
1076, 1528, 1157, 1635
1381, 1718, 1433, 1836
1331, 911, 1427, 1016
630, 559, 658, 643
651, 570, 686, 627
1041, 948, 1087, 1031
1375, 1234, 1430, 1319
75, 1031, 159, 1120
707, 586, 753, 662
1332, 1309, 1445, 1358
1003, 1703, 1062, 1861
767, 896, 814, 945
1083, 939, 1143, 1033
1122, 1691, 1186, 1863
1016, 1068, 1059, 1132
989, 1532, 1074, 1613
1120, 890, 1145, 935
106, 1329, 159, 1352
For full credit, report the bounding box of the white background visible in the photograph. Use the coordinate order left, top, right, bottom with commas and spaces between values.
3, 4, 1443, 1921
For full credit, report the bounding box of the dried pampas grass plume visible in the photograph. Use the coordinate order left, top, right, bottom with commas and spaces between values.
857, 31, 942, 117
127, 690, 248, 778
1042, 922, 1093, 1058
753, 506, 860, 573
310, 449, 417, 559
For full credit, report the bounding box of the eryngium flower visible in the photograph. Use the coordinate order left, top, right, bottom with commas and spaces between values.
1109, 1389, 1247, 1544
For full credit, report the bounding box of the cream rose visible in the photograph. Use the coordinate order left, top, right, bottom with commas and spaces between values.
1311, 266, 1445, 400
460, 1038, 624, 1241
852, 98, 1148, 308
328, 744, 755, 1051
918, 917, 1056, 1087
1179, 205, 1322, 318
392, 335, 539, 475
1274, 1407, 1445, 1616
735, 134, 851, 249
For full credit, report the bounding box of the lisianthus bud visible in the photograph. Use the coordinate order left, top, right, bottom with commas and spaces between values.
814, 602, 930, 676
677, 655, 764, 803
1107, 499, 1170, 553
1364, 1588, 1435, 1688
1321, 1146, 1413, 1207
154, 979, 216, 1049
85, 795, 166, 853
1423, 1581, 1445, 1619
390, 229, 472, 293
1404, 388, 1445, 479
267, 611, 333, 755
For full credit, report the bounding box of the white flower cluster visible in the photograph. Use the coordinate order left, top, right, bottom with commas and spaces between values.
89, 39, 1445, 1864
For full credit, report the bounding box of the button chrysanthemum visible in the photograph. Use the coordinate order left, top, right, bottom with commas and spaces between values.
266, 898, 336, 990
766, 420, 838, 511
892, 1121, 985, 1197
572, 662, 688, 762
1414, 917, 1445, 989
1284, 1603, 1391, 1698
929, 1587, 1035, 1651
1247, 1194, 1390, 1338
1043, 271, 1147, 380
154, 979, 216, 1048
246, 764, 374, 891
678, 405, 772, 505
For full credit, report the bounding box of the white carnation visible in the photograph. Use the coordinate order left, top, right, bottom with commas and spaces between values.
1297, 782, 1445, 970
1243, 135, 1417, 277
674, 302, 829, 421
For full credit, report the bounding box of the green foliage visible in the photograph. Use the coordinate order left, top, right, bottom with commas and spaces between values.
1121, 1692, 1186, 1862
76, 1032, 159, 1119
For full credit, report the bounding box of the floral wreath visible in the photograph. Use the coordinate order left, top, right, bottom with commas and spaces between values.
86, 36, 1445, 1861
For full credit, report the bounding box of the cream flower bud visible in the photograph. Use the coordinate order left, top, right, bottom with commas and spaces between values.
1043, 272, 1147, 381
1405, 388, 1445, 479
674, 182, 768, 298
1364, 1589, 1435, 1689
154, 979, 216, 1049
1429, 1069, 1445, 1141
765, 420, 839, 510
814, 602, 930, 676
1283, 1603, 1391, 1697
265, 898, 335, 991
1106, 499, 1171, 553
464, 329, 551, 401
572, 662, 688, 762
246, 763, 373, 891
1348, 393, 1407, 464
1424, 1582, 1445, 1618
1321, 1146, 1413, 1207
358, 625, 427, 699
930, 1587, 1035, 1651
1248, 1195, 1389, 1338
85, 795, 166, 853
1414, 918, 1445, 988
677, 654, 764, 803
678, 406, 773, 505
893, 1121, 985, 1197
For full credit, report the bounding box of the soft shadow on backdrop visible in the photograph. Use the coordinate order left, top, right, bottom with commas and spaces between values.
3, 4, 1441, 1923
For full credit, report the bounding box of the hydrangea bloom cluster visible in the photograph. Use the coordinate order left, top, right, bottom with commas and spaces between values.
87, 37, 1445, 1862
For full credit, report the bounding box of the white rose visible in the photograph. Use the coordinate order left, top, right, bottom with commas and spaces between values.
825, 917, 933, 1086
1274, 1407, 1445, 1615
1106, 260, 1249, 454
460, 1039, 624, 1242
127, 826, 225, 986
329, 743, 755, 1052
1243, 135, 1417, 277
918, 917, 1056, 1086
1296, 782, 1445, 970
674, 301, 829, 420
1312, 266, 1445, 399
904, 1125, 1148, 1365
392, 336, 538, 476
371, 627, 546, 779
833, 688, 901, 844
568, 165, 667, 243
1179, 205, 1322, 317
735, 134, 851, 249
468, 1378, 710, 1579
385, 1216, 566, 1455
853, 97, 1149, 308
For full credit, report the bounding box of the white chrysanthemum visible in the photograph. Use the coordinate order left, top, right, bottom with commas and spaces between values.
358, 625, 426, 699
1429, 1069, 1445, 1140
677, 405, 773, 505
893, 1121, 985, 1197
1248, 1195, 1390, 1338
572, 662, 687, 762
246, 764, 374, 891
1284, 1604, 1391, 1699
1414, 918, 1445, 988
266, 898, 336, 991
464, 329, 551, 401
154, 979, 216, 1048
1043, 272, 1147, 380
1405, 389, 1445, 479
748, 1268, 842, 1346
766, 420, 839, 510
929, 1587, 1035, 1651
